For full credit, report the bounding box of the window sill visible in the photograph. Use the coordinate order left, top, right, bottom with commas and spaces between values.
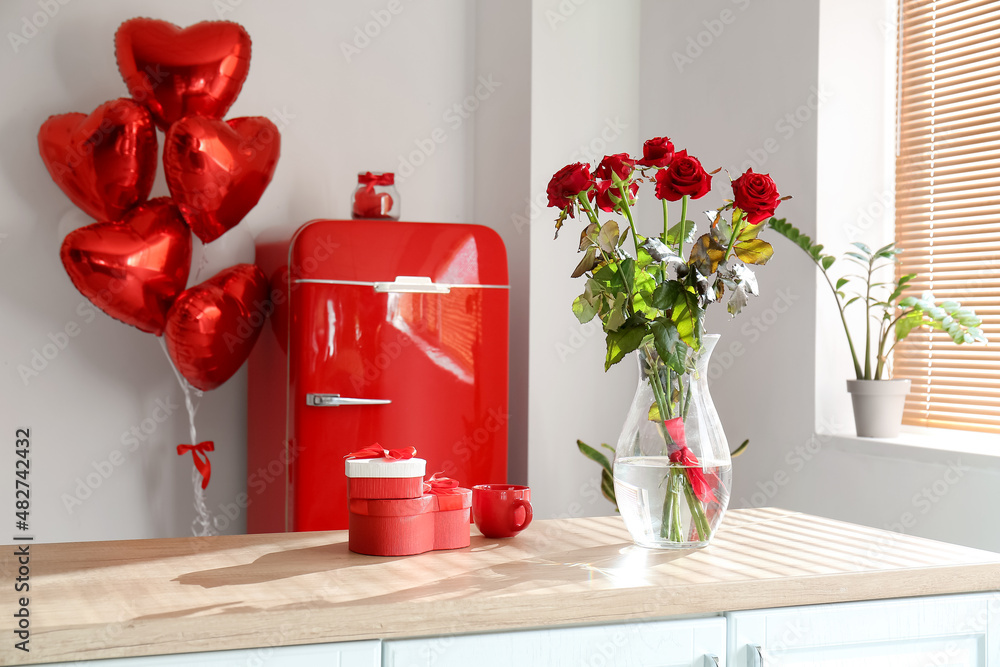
824, 426, 1000, 466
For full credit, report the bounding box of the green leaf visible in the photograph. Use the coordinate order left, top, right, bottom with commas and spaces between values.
650, 318, 688, 374
600, 469, 617, 509
605, 292, 628, 332
592, 261, 628, 295
689, 234, 726, 275
670, 288, 702, 348
576, 440, 613, 476
730, 439, 750, 458
597, 220, 620, 253
737, 222, 765, 242
886, 273, 915, 304
851, 241, 872, 256
571, 246, 598, 278
604, 323, 648, 370
767, 218, 837, 273
632, 269, 659, 318
844, 251, 869, 263
895, 310, 922, 341
665, 219, 697, 246
733, 238, 774, 265
618, 225, 630, 248
571, 279, 602, 324
836, 277, 850, 291
579, 223, 598, 251
651, 280, 684, 310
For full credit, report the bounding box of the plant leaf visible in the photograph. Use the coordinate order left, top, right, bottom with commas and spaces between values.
600, 469, 617, 510
836, 277, 850, 291
597, 220, 620, 253
730, 439, 750, 457
650, 318, 688, 374
579, 223, 598, 251
651, 280, 684, 310
689, 234, 726, 275
604, 322, 647, 370
733, 239, 774, 265
571, 246, 598, 278
577, 440, 613, 476
671, 288, 702, 348
666, 219, 697, 246
604, 292, 628, 332
737, 222, 765, 242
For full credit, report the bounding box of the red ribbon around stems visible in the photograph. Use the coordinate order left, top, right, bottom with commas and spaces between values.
177, 441, 215, 489
663, 418, 718, 504
423, 472, 462, 495
357, 171, 394, 194
345, 442, 416, 460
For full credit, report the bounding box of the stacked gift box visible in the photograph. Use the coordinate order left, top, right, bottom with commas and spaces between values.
346, 447, 472, 556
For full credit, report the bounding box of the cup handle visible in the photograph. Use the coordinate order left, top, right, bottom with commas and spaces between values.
512, 499, 533, 531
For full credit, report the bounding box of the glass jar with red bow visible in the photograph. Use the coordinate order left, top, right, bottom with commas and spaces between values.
352, 171, 399, 220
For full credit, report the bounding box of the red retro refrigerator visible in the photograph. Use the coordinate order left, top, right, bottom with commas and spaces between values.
247, 219, 509, 532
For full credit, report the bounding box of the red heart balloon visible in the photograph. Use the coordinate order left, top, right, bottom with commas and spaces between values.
60, 198, 192, 335
165, 263, 270, 391
38, 98, 157, 222
163, 116, 280, 244
115, 18, 251, 130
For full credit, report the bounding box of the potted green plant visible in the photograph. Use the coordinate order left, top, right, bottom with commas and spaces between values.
768, 220, 987, 437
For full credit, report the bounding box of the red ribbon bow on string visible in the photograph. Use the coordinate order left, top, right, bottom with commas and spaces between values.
423, 472, 462, 495
663, 418, 718, 504
357, 171, 394, 194
344, 442, 416, 460
177, 441, 215, 490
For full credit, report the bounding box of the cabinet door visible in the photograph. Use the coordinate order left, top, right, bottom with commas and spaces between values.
728, 593, 999, 666
383, 617, 726, 667
44, 640, 381, 666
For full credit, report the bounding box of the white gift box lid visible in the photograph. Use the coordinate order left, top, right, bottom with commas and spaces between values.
345, 457, 426, 478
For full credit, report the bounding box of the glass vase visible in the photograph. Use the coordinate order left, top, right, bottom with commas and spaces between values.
613, 333, 732, 549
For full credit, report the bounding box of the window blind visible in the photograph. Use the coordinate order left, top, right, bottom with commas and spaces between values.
895, 0, 1000, 432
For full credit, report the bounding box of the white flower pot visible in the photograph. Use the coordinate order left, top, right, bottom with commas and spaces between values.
846, 379, 911, 438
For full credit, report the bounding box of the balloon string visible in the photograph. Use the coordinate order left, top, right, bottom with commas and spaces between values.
158, 338, 217, 537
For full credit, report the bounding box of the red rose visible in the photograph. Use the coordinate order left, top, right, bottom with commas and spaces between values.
590, 179, 639, 213
654, 150, 712, 201
546, 162, 593, 213
594, 153, 635, 182
637, 137, 674, 168
731, 168, 781, 224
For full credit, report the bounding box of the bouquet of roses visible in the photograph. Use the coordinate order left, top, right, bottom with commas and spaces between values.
548, 136, 788, 542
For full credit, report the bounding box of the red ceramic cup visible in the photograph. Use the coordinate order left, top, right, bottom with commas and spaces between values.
472, 484, 533, 538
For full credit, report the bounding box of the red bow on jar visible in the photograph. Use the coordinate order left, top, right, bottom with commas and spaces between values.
357, 171, 394, 194
177, 441, 215, 489
345, 442, 416, 460
423, 472, 463, 495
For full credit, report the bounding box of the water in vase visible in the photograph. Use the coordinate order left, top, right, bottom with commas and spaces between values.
614, 456, 732, 549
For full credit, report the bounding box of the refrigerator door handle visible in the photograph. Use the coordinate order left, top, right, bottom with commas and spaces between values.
306, 393, 392, 407
373, 276, 451, 294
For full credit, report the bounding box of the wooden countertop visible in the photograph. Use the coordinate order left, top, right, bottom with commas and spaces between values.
3, 507, 1000, 665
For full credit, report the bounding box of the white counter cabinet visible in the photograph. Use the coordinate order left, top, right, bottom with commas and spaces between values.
729, 592, 999, 666
383, 617, 727, 667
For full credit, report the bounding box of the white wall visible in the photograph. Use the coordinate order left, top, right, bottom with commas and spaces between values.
637, 0, 822, 537
528, 0, 642, 520
0, 0, 487, 542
